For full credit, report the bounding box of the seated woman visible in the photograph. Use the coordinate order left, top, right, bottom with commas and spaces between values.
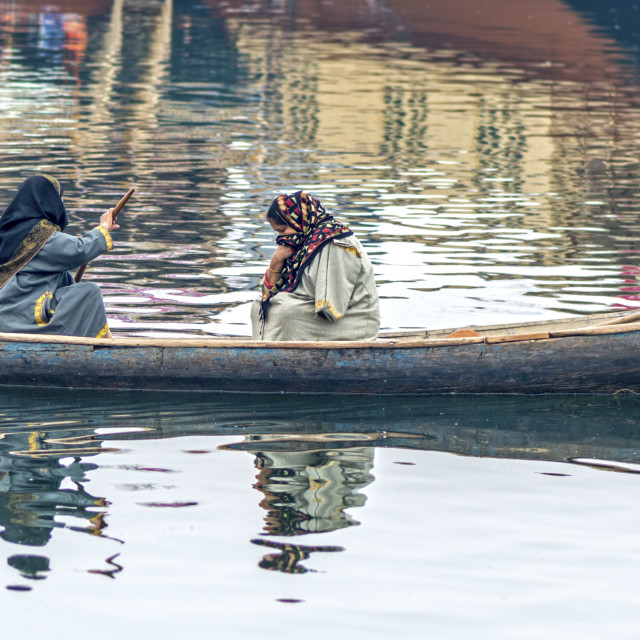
0, 175, 118, 338
251, 191, 379, 341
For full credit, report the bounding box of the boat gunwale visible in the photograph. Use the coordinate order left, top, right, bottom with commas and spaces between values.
1, 316, 640, 350
0, 331, 484, 349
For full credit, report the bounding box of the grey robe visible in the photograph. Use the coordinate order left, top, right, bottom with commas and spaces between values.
251, 235, 379, 341
0, 227, 112, 337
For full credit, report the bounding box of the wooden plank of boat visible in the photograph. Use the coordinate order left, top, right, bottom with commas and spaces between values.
1, 310, 639, 394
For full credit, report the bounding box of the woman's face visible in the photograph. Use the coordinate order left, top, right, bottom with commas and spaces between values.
268, 217, 296, 236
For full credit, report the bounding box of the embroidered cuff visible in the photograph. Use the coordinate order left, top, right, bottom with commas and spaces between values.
34, 290, 54, 326
95, 225, 113, 252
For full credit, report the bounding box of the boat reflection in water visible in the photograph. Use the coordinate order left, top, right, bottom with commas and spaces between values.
2, 388, 640, 582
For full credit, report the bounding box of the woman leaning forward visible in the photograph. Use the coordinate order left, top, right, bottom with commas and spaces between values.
251, 191, 379, 341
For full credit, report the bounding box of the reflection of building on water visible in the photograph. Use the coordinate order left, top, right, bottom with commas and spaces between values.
0, 0, 623, 205
3, 0, 640, 319
217, 0, 640, 262
0, 0, 627, 217
217, 0, 617, 197
252, 446, 374, 536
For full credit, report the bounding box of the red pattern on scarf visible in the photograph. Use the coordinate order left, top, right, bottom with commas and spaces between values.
259, 191, 352, 322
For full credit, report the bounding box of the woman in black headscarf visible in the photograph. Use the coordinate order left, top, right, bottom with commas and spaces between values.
0, 175, 118, 338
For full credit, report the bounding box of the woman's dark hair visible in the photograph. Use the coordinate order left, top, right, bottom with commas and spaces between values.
267, 199, 288, 226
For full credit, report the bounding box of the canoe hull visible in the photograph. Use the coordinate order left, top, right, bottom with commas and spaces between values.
1, 328, 639, 394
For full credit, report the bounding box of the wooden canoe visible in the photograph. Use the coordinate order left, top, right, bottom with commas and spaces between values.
1, 310, 640, 394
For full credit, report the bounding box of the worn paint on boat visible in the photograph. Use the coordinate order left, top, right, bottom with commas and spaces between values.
1, 311, 639, 394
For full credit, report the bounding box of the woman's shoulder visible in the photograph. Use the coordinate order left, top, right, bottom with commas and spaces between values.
331, 233, 363, 256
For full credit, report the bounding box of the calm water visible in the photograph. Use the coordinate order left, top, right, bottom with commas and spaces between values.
3, 0, 640, 636
2, 388, 640, 638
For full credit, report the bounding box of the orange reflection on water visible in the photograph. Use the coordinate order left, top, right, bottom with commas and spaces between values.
204, 0, 624, 82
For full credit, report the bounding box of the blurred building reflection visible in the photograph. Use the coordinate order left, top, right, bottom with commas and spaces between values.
0, 0, 639, 329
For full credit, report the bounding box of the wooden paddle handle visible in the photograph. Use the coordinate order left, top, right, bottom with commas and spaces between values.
74, 263, 88, 283
75, 188, 135, 283
112, 187, 135, 221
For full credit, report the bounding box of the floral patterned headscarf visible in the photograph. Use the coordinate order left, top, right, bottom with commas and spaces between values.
260, 191, 352, 323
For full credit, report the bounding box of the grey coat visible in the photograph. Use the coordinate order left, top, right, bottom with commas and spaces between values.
0, 227, 112, 337
251, 235, 379, 341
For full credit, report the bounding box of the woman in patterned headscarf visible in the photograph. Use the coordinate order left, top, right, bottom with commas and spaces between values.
251, 191, 379, 341
0, 175, 118, 338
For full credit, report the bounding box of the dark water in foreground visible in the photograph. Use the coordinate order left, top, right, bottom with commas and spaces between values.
1, 389, 640, 638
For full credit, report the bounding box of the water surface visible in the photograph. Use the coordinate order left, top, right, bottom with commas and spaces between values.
2, 0, 640, 334
1, 389, 640, 638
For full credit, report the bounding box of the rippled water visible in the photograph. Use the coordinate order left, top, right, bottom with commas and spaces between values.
2, 0, 640, 335
2, 389, 640, 638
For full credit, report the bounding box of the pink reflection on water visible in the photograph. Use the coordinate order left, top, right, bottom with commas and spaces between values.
609, 265, 640, 310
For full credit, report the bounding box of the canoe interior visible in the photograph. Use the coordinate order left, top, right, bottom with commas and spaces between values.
384, 309, 636, 340
0, 309, 635, 348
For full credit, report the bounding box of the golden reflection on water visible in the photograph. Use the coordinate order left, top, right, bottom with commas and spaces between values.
0, 1, 639, 334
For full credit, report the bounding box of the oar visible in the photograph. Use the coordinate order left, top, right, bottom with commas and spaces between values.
75, 188, 135, 283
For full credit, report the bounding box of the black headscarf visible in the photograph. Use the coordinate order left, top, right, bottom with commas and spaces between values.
0, 175, 66, 289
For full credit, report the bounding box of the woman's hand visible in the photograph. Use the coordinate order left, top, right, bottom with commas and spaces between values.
269, 244, 294, 270
99, 208, 120, 232
271, 244, 294, 265
266, 244, 294, 282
